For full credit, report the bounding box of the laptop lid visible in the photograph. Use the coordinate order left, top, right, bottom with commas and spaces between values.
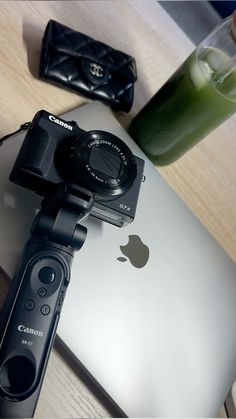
0, 103, 235, 416
57, 104, 236, 417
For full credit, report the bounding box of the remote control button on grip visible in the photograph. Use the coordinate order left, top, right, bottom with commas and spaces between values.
38, 266, 56, 284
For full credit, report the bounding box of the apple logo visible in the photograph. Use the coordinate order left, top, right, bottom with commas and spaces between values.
117, 235, 149, 268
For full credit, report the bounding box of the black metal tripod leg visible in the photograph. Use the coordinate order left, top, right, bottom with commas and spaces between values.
0, 183, 93, 418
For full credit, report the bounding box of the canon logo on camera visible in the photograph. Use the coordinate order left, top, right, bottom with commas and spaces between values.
17, 324, 44, 337
49, 115, 73, 131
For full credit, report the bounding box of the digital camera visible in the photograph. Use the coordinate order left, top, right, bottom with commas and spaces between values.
10, 110, 144, 227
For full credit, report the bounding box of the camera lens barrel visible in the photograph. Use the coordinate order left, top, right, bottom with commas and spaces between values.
68, 131, 137, 201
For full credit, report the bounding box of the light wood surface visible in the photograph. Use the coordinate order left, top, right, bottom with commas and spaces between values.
0, 1, 234, 417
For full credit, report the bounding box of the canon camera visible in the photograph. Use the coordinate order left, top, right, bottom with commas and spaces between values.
10, 110, 144, 227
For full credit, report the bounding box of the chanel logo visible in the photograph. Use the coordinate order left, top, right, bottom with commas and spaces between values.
89, 63, 104, 77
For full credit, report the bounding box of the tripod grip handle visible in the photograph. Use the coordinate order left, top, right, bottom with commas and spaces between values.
0, 239, 73, 418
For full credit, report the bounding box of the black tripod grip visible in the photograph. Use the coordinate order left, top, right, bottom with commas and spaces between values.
0, 238, 73, 418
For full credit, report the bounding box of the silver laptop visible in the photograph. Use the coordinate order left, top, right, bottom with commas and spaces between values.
0, 103, 236, 417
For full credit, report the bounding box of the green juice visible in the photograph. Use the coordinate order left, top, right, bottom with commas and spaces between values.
129, 48, 236, 165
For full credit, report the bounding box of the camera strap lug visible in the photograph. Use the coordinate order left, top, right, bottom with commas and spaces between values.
0, 121, 33, 146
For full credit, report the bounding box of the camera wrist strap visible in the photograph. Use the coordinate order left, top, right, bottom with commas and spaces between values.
0, 122, 33, 146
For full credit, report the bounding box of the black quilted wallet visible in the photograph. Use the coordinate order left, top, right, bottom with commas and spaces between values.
39, 20, 137, 112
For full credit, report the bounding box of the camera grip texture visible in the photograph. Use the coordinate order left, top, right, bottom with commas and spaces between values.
0, 238, 73, 418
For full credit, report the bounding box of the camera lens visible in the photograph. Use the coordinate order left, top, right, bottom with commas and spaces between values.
68, 131, 137, 201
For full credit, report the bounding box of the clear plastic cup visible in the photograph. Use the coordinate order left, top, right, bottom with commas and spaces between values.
129, 13, 236, 165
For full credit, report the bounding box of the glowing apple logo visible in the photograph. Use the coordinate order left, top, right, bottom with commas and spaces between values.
117, 235, 149, 268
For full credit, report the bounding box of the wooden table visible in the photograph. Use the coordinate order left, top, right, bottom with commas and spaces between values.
0, 1, 234, 417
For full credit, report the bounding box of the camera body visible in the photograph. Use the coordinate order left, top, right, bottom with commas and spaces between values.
10, 110, 144, 227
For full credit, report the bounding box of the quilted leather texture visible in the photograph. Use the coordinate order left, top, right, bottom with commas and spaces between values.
39, 20, 137, 112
